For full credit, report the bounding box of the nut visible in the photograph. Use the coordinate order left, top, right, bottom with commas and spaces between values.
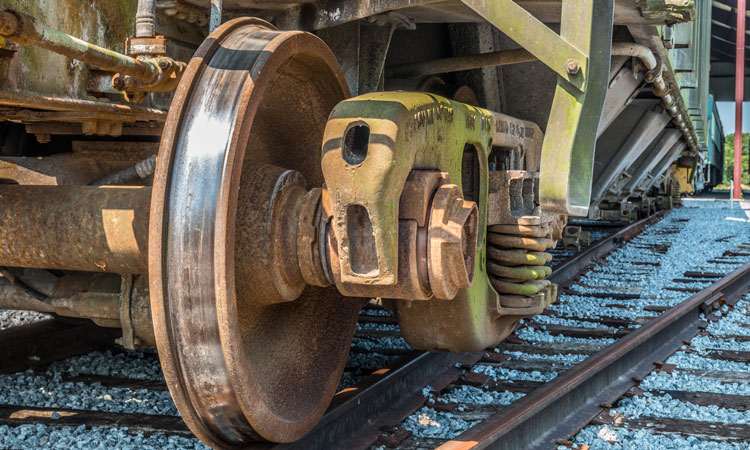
565, 58, 580, 75
427, 184, 478, 300
0, 11, 19, 37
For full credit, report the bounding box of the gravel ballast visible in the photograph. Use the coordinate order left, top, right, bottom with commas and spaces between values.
396, 200, 750, 445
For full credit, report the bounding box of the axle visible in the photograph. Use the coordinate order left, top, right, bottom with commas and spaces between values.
0, 185, 150, 274
0, 168, 477, 302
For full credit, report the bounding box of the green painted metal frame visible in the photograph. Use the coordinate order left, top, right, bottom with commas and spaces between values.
321, 92, 494, 287
320, 92, 546, 351
461, 0, 614, 215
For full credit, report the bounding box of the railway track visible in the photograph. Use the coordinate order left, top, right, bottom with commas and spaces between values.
270, 211, 665, 450
0, 213, 635, 449
435, 262, 750, 450
364, 202, 750, 449
309, 201, 750, 449
0, 201, 748, 449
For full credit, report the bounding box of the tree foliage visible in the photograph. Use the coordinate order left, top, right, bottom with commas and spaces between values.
723, 133, 750, 185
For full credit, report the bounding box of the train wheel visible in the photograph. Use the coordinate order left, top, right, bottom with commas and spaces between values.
149, 18, 360, 447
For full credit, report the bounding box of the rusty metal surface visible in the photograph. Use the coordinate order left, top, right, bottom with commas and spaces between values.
321, 92, 507, 352
149, 18, 360, 447
0, 185, 150, 273
71, 140, 160, 162
0, 273, 155, 346
0, 153, 147, 185
0, 9, 186, 103
0, 0, 139, 101
0, 0, 205, 137
329, 219, 433, 300
234, 163, 309, 305
167, 0, 693, 31
296, 188, 331, 287
487, 171, 539, 225
0, 90, 167, 122
0, 9, 159, 83
324, 171, 478, 301
387, 48, 535, 79
318, 90, 564, 352
489, 111, 543, 172
21, 121, 163, 138
427, 183, 478, 299
321, 93, 492, 289
484, 166, 559, 317
439, 263, 750, 450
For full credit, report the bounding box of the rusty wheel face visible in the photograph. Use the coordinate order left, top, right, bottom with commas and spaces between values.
149, 18, 359, 447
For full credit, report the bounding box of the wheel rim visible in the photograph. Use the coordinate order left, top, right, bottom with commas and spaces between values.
149, 18, 359, 447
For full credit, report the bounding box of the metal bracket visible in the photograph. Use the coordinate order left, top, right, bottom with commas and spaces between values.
118, 274, 135, 350
461, 0, 588, 92
321, 92, 494, 286
461, 0, 614, 215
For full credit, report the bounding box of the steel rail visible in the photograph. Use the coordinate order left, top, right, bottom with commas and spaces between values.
277, 350, 478, 450
277, 212, 666, 449
549, 211, 666, 286
438, 264, 750, 450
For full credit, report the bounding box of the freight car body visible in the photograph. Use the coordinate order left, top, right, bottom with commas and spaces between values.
704, 94, 725, 190
0, 0, 714, 447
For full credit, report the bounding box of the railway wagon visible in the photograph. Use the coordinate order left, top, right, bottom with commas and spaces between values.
0, 0, 713, 447
703, 94, 725, 191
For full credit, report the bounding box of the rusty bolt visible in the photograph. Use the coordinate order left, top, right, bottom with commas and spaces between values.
111, 74, 135, 91
0, 11, 19, 36
427, 184, 478, 300
565, 58, 580, 75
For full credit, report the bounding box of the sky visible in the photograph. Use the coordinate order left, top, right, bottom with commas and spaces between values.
716, 101, 750, 135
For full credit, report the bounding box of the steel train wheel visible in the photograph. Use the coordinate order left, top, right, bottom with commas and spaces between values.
149, 18, 360, 447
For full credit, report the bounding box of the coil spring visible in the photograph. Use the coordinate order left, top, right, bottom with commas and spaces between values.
671, 179, 681, 206
486, 216, 563, 309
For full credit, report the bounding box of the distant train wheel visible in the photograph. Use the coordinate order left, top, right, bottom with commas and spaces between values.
149, 18, 360, 448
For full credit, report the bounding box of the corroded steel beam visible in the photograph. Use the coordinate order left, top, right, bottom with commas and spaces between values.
0, 153, 148, 186
387, 48, 536, 79
0, 185, 150, 274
